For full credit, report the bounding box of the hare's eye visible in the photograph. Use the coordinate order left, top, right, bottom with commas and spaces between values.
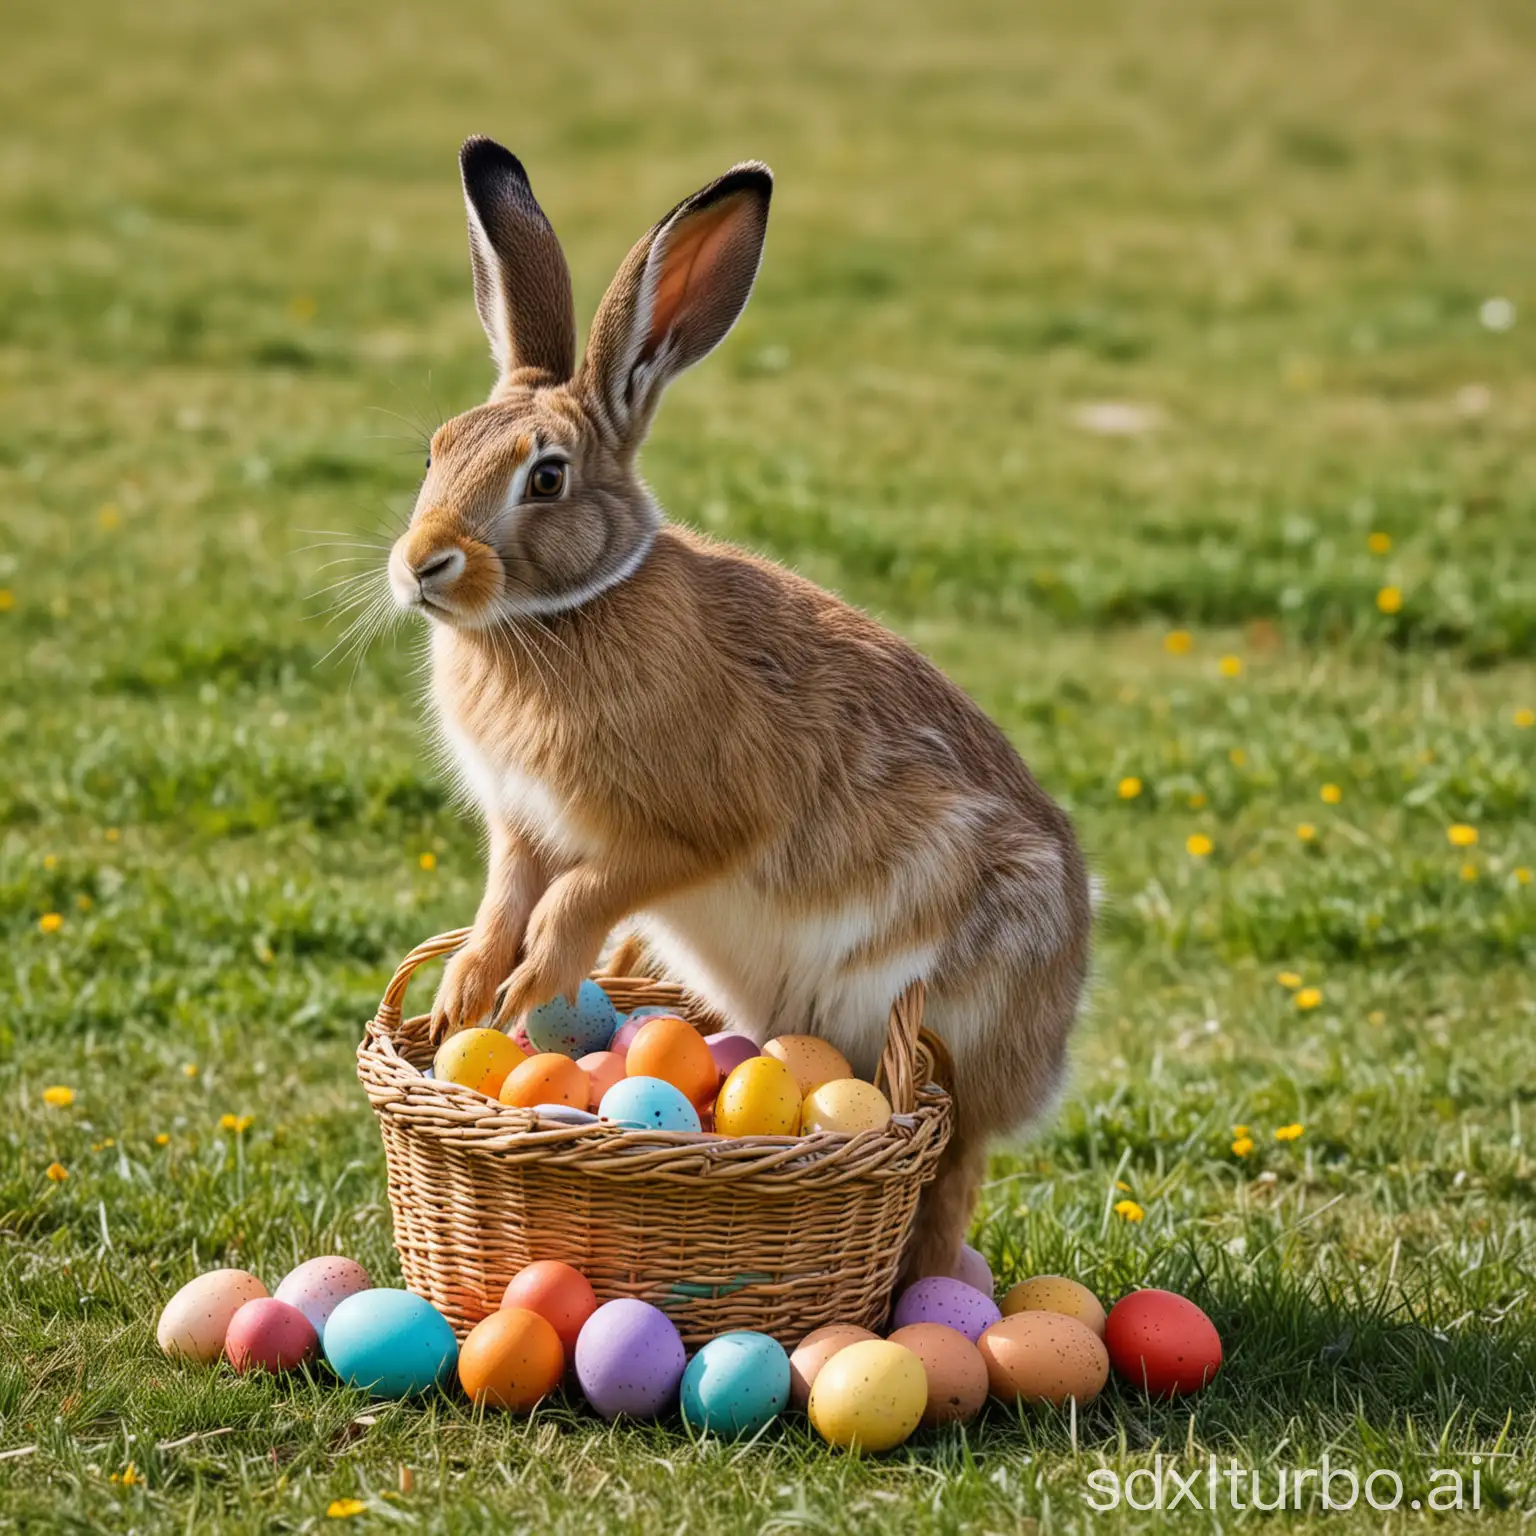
527, 460, 567, 500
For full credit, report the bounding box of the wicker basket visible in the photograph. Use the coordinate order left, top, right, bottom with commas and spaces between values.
358, 927, 953, 1347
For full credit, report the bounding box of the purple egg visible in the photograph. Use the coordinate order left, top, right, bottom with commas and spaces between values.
704, 1032, 760, 1077
609, 1018, 645, 1054
951, 1242, 994, 1298
891, 1276, 1002, 1343
575, 1298, 687, 1420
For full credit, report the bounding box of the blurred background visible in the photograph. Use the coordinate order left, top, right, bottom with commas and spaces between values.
2, 0, 1533, 1524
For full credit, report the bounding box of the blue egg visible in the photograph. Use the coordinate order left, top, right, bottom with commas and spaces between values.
526, 980, 620, 1058
598, 1076, 702, 1133
626, 1006, 677, 1022
322, 1288, 458, 1399
681, 1331, 791, 1436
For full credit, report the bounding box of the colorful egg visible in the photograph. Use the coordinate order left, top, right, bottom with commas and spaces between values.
951, 1243, 993, 1297
704, 1032, 760, 1078
788, 1323, 879, 1410
574, 1298, 687, 1420
976, 1311, 1109, 1407
714, 1057, 802, 1137
1104, 1289, 1222, 1396
1002, 1275, 1107, 1338
274, 1256, 373, 1336
432, 1027, 525, 1097
322, 1289, 458, 1399
225, 1297, 318, 1374
608, 1018, 644, 1054
626, 1016, 718, 1106
808, 1339, 927, 1453
458, 1306, 564, 1410
598, 1076, 701, 1132
888, 1323, 989, 1426
891, 1277, 1001, 1343
500, 1053, 589, 1110
761, 1034, 853, 1095
800, 1079, 892, 1135
525, 980, 620, 1058
501, 1260, 599, 1354
576, 1050, 628, 1110
680, 1331, 791, 1436
157, 1268, 268, 1363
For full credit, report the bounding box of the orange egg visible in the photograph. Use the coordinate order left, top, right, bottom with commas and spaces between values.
576, 1050, 628, 1111
977, 1311, 1110, 1407
625, 1016, 719, 1106
499, 1053, 588, 1110
458, 1306, 564, 1410
888, 1322, 989, 1426
1001, 1275, 1108, 1337
761, 1035, 853, 1095
787, 1323, 879, 1410
500, 1260, 598, 1354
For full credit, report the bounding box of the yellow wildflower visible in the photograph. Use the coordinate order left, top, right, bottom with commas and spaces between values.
1229, 748, 1247, 767
1376, 586, 1403, 615
39, 913, 64, 934
1460, 863, 1478, 882
43, 853, 58, 870
1274, 1123, 1305, 1142
418, 851, 437, 871
1368, 1010, 1386, 1026
1367, 531, 1392, 555
1115, 1180, 1131, 1192
1232, 1124, 1249, 1136
1164, 629, 1193, 655
182, 1064, 199, 1079
1320, 783, 1342, 805
0, 590, 13, 612
105, 827, 121, 842
1277, 972, 1302, 989
327, 1499, 367, 1519
1113, 1199, 1145, 1223
1515, 707, 1534, 729
219, 1114, 254, 1133
1218, 655, 1243, 678
155, 1133, 170, 1147
1117, 776, 1142, 800
1294, 987, 1323, 1010
1186, 833, 1213, 858
43, 1085, 75, 1108
1516, 868, 1531, 886
1231, 1136, 1255, 1157
1447, 824, 1477, 847
1296, 823, 1316, 842
46, 1162, 68, 1182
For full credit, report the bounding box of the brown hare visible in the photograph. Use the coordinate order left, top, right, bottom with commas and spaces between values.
387, 137, 1092, 1277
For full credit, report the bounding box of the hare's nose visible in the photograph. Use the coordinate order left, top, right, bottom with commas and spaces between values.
413, 547, 466, 586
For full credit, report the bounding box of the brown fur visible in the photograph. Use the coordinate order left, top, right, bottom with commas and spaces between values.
385, 140, 1093, 1278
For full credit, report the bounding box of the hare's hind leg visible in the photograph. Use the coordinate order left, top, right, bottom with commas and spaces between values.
902, 1128, 988, 1283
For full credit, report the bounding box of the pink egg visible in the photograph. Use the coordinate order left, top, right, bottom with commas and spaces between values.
609, 1018, 645, 1054
704, 1032, 760, 1077
273, 1256, 373, 1336
577, 1050, 628, 1111
225, 1297, 318, 1373
951, 1243, 994, 1297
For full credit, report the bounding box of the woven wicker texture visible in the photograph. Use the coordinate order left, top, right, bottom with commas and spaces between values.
358, 928, 954, 1346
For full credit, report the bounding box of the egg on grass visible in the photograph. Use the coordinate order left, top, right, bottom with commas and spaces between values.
225, 1297, 318, 1374
976, 1311, 1109, 1407
458, 1306, 565, 1410
322, 1289, 458, 1399
887, 1323, 988, 1426
501, 1260, 599, 1354
157, 1269, 268, 1363
788, 1323, 879, 1410
1103, 1289, 1222, 1396
574, 1298, 687, 1420
1001, 1275, 1107, 1337
808, 1339, 927, 1453
680, 1331, 792, 1436
274, 1256, 372, 1336
890, 1276, 1002, 1343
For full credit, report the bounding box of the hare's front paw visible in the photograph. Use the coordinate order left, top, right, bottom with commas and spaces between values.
491, 950, 585, 1029
430, 944, 513, 1045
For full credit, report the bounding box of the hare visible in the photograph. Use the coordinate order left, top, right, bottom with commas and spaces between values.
387, 137, 1092, 1278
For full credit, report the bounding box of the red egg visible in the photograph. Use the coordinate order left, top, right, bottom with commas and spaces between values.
501, 1260, 599, 1354
1104, 1289, 1222, 1396
224, 1297, 319, 1374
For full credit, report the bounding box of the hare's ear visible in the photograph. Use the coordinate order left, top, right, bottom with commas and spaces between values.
459, 137, 576, 385
580, 162, 771, 438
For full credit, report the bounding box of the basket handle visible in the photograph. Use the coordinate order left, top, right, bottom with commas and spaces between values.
874, 978, 927, 1116
369, 926, 472, 1044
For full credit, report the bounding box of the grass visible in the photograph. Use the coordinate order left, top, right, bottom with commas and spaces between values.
2, 0, 1535, 1528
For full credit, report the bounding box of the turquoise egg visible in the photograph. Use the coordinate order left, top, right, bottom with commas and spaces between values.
322, 1288, 458, 1399
527, 980, 620, 1058
598, 1076, 701, 1133
681, 1331, 791, 1436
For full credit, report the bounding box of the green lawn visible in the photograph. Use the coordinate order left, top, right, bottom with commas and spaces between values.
3, 0, 1534, 1529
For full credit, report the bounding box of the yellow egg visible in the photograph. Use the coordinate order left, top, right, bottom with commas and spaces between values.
761, 1034, 853, 1095
1001, 1275, 1108, 1337
809, 1339, 927, 1453
433, 1028, 526, 1098
800, 1078, 892, 1135
713, 1057, 802, 1137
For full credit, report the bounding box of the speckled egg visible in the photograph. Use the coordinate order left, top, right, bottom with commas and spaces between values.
598, 1075, 701, 1132
951, 1243, 994, 1297
976, 1311, 1110, 1407
274, 1256, 373, 1336
891, 1277, 1002, 1343
799, 1079, 893, 1135
761, 1034, 853, 1095
574, 1298, 687, 1420
703, 1032, 760, 1078
887, 1323, 988, 1426
788, 1323, 880, 1410
322, 1288, 458, 1399
225, 1297, 318, 1374
626, 1016, 719, 1106
713, 1056, 802, 1137
157, 1268, 269, 1363
680, 1331, 791, 1437
1001, 1275, 1107, 1338
525, 980, 620, 1058
458, 1306, 564, 1410
432, 1027, 525, 1098
1104, 1289, 1222, 1397
808, 1339, 927, 1453
576, 1049, 628, 1110
500, 1052, 589, 1110
501, 1260, 598, 1354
